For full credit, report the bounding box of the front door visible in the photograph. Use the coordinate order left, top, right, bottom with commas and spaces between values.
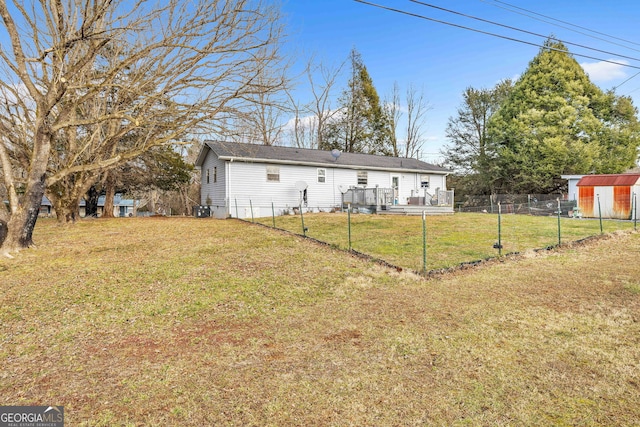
391, 176, 400, 205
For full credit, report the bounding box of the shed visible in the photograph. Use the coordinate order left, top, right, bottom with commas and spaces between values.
576, 174, 640, 219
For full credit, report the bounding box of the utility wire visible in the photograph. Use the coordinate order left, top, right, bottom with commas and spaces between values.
481, 0, 640, 91
482, 0, 640, 53
489, 0, 640, 48
624, 86, 640, 96
614, 71, 640, 90
353, 0, 640, 70
409, 0, 640, 63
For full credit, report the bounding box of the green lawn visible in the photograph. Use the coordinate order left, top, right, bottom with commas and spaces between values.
1, 217, 639, 426
254, 212, 635, 271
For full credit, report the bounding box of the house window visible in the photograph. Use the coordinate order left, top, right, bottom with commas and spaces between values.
357, 171, 368, 186
420, 175, 430, 188
317, 168, 326, 183
267, 165, 280, 182
205, 168, 210, 184
213, 166, 217, 183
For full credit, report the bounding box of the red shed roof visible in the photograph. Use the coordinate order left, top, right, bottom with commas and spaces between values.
577, 174, 640, 187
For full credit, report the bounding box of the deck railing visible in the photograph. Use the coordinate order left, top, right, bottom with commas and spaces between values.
342, 187, 454, 211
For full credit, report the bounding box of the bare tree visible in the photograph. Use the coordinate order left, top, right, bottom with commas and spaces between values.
306, 59, 345, 150
284, 57, 344, 149
0, 0, 285, 256
384, 82, 430, 159
285, 90, 309, 149
229, 61, 291, 146
385, 82, 402, 157
404, 84, 430, 159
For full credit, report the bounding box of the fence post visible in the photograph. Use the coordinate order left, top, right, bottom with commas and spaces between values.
634, 192, 638, 231
528, 194, 531, 215
422, 210, 427, 275
235, 198, 238, 219
556, 198, 561, 246
498, 202, 502, 256
249, 200, 254, 223
348, 203, 352, 251
300, 204, 307, 237
271, 202, 276, 228
597, 194, 603, 234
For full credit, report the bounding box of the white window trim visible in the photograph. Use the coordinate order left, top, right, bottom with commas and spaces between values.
357, 171, 368, 186
420, 174, 430, 188
317, 168, 326, 183
267, 165, 280, 182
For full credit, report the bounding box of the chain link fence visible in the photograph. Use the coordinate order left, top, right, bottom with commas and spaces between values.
247, 203, 639, 274
456, 194, 577, 216
195, 192, 638, 274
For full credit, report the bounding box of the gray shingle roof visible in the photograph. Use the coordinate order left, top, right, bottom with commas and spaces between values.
197, 141, 449, 173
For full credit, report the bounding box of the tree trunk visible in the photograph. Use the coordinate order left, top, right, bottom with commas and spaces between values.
50, 196, 80, 223
0, 184, 45, 255
102, 175, 116, 218
0, 219, 7, 247
180, 185, 191, 216
148, 189, 158, 214
85, 186, 100, 218
48, 179, 87, 224
2, 209, 29, 255
0, 128, 49, 256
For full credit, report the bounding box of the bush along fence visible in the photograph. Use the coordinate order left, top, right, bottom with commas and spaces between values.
233, 194, 638, 276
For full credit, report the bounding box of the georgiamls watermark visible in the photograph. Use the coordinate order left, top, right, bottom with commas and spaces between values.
0, 406, 64, 427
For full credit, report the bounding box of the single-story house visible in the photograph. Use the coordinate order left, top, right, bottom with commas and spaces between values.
576, 174, 640, 219
79, 194, 139, 218
195, 141, 452, 219
39, 196, 54, 217
32, 194, 138, 218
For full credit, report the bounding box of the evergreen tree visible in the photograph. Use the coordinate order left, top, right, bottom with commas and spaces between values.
321, 48, 392, 155
488, 39, 640, 194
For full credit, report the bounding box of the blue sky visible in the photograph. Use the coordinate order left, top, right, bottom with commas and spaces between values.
281, 0, 640, 162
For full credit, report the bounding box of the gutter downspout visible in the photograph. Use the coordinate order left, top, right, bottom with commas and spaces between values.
226, 158, 233, 218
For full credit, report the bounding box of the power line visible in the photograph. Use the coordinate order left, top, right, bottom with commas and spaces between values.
352, 0, 640, 70
488, 0, 640, 49
625, 86, 640, 96
614, 71, 640, 91
481, 0, 640, 53
479, 0, 640, 91
409, 0, 640, 64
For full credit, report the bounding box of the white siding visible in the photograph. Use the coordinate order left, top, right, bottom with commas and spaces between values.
223, 161, 447, 218
634, 184, 640, 220
228, 162, 346, 218
199, 150, 226, 207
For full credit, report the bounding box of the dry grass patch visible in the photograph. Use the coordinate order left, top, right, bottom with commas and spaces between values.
1, 218, 639, 425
